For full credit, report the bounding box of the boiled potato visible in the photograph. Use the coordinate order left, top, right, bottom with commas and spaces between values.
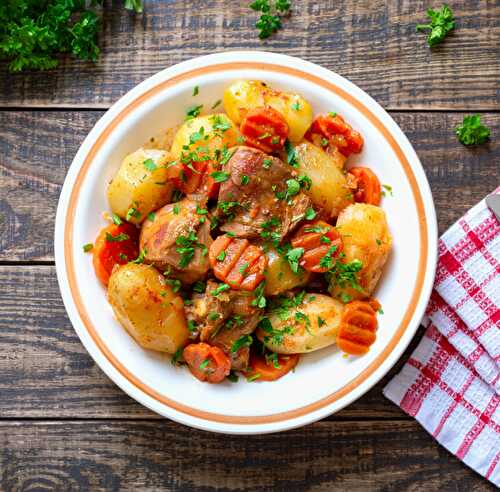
223, 80, 313, 142
264, 247, 310, 296
107, 148, 173, 225
294, 141, 353, 217
329, 203, 392, 301
142, 125, 179, 151
257, 294, 345, 354
108, 263, 189, 354
170, 114, 240, 159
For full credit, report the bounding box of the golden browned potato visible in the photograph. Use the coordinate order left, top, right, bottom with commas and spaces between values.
170, 114, 240, 159
294, 141, 353, 218
329, 203, 392, 301
257, 294, 345, 354
223, 80, 313, 142
108, 263, 189, 354
264, 247, 310, 296
107, 148, 173, 225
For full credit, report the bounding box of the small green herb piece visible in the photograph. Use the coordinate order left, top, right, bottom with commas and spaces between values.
291, 101, 300, 110
262, 158, 273, 169
173, 204, 181, 215
304, 208, 316, 220
285, 247, 304, 273
241, 175, 250, 185
317, 316, 326, 327
126, 207, 141, 221
246, 373, 261, 382
199, 359, 211, 370
227, 371, 239, 383
455, 114, 491, 146
105, 232, 130, 243
112, 213, 122, 225
216, 251, 226, 261
284, 139, 300, 168
211, 283, 230, 296
192, 281, 206, 294
143, 158, 157, 172
319, 245, 338, 270
186, 104, 203, 120
171, 347, 183, 366
265, 352, 281, 368
131, 249, 147, 264
192, 85, 199, 96
286, 179, 301, 198
167, 278, 182, 293
340, 292, 352, 303
83, 243, 93, 253
211, 99, 222, 109
187, 320, 197, 333
378, 307, 384, 315
416, 4, 455, 47
328, 111, 337, 118
376, 239, 382, 246
208, 312, 220, 321
175, 231, 201, 268
210, 171, 231, 183
258, 317, 294, 345
231, 334, 253, 353
252, 281, 267, 308
382, 184, 393, 197
147, 212, 156, 222
238, 262, 249, 275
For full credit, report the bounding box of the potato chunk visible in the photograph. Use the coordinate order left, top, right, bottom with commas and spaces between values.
329, 203, 392, 301
257, 294, 345, 354
294, 141, 353, 218
264, 247, 310, 296
107, 148, 173, 225
108, 263, 188, 354
223, 80, 313, 142
170, 113, 240, 159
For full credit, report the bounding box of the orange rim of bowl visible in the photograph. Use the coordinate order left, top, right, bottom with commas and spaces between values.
65, 61, 428, 425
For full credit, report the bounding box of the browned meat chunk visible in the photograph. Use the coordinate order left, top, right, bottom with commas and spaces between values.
140, 198, 212, 284
185, 280, 262, 370
217, 146, 312, 241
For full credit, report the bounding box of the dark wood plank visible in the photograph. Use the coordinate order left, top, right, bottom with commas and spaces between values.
1, 111, 498, 261
0, 420, 493, 491
0, 264, 424, 419
0, 0, 498, 110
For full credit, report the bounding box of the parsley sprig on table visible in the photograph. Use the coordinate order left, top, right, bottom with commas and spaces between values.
249, 0, 291, 39
0, 0, 142, 72
455, 115, 491, 146
416, 4, 454, 47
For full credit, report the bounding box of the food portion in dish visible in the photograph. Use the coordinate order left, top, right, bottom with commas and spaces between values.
86, 80, 392, 384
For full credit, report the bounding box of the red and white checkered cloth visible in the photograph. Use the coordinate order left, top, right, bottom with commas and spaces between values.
384, 188, 500, 486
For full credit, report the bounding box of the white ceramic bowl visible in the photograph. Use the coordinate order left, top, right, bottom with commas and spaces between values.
55, 51, 437, 434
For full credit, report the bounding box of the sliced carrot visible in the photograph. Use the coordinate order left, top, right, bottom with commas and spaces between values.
290, 220, 343, 273
336, 300, 379, 355
305, 113, 364, 157
240, 106, 289, 154
209, 235, 267, 291
348, 167, 381, 206
183, 343, 231, 384
92, 222, 139, 286
246, 352, 299, 382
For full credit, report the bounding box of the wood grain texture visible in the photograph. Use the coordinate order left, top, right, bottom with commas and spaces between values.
0, 0, 498, 110
0, 264, 424, 419
1, 111, 498, 261
0, 420, 495, 491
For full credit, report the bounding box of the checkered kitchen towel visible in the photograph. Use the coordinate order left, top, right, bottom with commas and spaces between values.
384, 188, 500, 486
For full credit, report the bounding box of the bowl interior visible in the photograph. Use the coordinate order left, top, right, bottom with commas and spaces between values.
69, 65, 426, 422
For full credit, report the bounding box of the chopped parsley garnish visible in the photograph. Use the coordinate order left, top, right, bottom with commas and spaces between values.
227, 371, 239, 383
416, 4, 454, 47
258, 317, 294, 345
326, 257, 364, 294
175, 231, 202, 268
291, 101, 300, 110
297, 174, 312, 191
82, 243, 93, 252
260, 217, 281, 247
211, 99, 222, 109
265, 352, 280, 368
376, 239, 382, 246
328, 112, 337, 118
285, 247, 304, 273
219, 147, 236, 166
143, 158, 157, 172
304, 208, 316, 220
216, 251, 226, 261
285, 178, 301, 198
147, 212, 156, 222
192, 281, 206, 294
382, 184, 393, 197
455, 114, 491, 146
196, 206, 208, 216
317, 316, 326, 327
199, 359, 211, 370
319, 245, 338, 270
186, 104, 203, 120
211, 283, 230, 296
284, 139, 300, 168
187, 320, 197, 333
251, 281, 267, 308
210, 114, 232, 134
208, 312, 220, 321
171, 347, 183, 366
111, 213, 122, 225
131, 249, 147, 264
173, 204, 181, 215
246, 373, 261, 382
210, 171, 231, 183
192, 85, 199, 96
340, 292, 352, 303
378, 307, 384, 315
241, 175, 250, 185
262, 158, 272, 169
231, 334, 253, 353
304, 225, 328, 233
105, 232, 129, 243
258, 132, 272, 140
238, 262, 249, 275
126, 207, 141, 221
167, 278, 182, 293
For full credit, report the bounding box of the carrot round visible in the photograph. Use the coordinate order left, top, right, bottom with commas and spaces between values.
183, 343, 231, 384
246, 352, 299, 382
336, 300, 379, 355
290, 220, 343, 273
305, 113, 364, 157
348, 167, 381, 206
240, 106, 289, 154
92, 222, 139, 285
209, 235, 267, 291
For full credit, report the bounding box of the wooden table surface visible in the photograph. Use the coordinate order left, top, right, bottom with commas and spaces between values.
0, 1, 498, 490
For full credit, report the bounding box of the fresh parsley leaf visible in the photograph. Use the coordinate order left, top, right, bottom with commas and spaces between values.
147, 212, 156, 222
319, 245, 338, 270
143, 158, 157, 172
304, 208, 316, 220
285, 247, 304, 273
416, 4, 455, 47
173, 204, 181, 215
241, 175, 250, 185
105, 232, 130, 243
291, 101, 300, 110
211, 283, 230, 296
284, 139, 300, 168
251, 281, 267, 308
192, 85, 199, 96
82, 243, 93, 253
231, 335, 253, 353
167, 278, 182, 293
455, 114, 491, 146
126, 207, 141, 221
227, 371, 239, 383
171, 347, 183, 366
112, 213, 122, 225
211, 99, 222, 109
210, 171, 231, 183
186, 104, 203, 120
131, 249, 147, 264
286, 179, 301, 198
199, 359, 211, 370
216, 251, 226, 261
